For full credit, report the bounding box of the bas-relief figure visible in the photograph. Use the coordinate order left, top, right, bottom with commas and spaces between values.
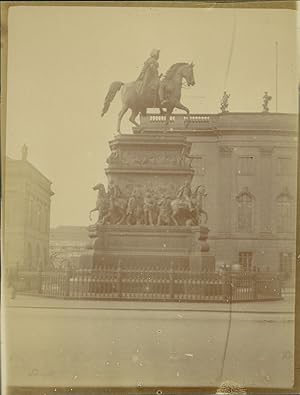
90, 180, 208, 227
157, 195, 175, 226
101, 49, 195, 133
107, 150, 192, 168
177, 147, 192, 168
106, 148, 121, 166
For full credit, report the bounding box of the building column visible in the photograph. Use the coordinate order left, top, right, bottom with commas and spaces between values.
218, 145, 233, 233
259, 146, 273, 233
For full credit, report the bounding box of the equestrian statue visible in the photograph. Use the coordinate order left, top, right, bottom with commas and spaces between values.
101, 49, 195, 133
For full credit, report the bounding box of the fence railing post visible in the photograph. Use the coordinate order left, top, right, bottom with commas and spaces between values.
117, 261, 122, 298
277, 274, 282, 298
38, 267, 43, 294
222, 271, 231, 302
252, 273, 257, 300
64, 268, 72, 297
169, 262, 174, 300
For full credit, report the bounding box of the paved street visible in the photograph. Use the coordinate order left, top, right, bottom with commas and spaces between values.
3, 295, 295, 390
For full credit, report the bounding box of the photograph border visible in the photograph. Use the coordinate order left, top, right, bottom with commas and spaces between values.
1, 1, 298, 394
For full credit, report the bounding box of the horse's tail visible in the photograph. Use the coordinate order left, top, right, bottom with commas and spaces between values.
101, 81, 124, 117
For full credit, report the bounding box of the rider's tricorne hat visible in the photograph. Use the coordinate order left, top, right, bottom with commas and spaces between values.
150, 48, 160, 57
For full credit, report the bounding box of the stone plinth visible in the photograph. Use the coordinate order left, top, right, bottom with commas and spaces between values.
105, 133, 194, 199
81, 224, 215, 273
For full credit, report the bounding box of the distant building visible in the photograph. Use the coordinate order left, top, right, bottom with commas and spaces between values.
50, 226, 89, 268
140, 112, 297, 282
4, 146, 54, 270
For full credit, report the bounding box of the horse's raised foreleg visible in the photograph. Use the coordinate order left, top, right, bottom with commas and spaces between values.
129, 108, 140, 128
175, 102, 190, 125
117, 105, 129, 134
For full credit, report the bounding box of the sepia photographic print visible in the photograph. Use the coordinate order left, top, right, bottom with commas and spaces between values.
1, 1, 299, 394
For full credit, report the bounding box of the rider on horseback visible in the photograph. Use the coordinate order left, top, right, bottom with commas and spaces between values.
176, 180, 193, 211
108, 180, 122, 201
136, 49, 167, 106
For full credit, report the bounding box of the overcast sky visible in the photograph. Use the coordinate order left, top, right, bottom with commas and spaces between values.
5, 5, 297, 227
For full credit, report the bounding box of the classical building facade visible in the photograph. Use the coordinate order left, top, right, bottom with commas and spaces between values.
4, 146, 54, 270
139, 112, 297, 279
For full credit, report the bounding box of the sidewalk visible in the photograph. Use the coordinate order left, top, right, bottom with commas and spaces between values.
5, 292, 295, 314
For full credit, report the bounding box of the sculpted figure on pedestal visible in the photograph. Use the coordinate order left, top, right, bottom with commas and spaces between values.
176, 180, 193, 210
262, 91, 272, 112
191, 185, 208, 225
157, 195, 175, 226
107, 180, 122, 200
143, 191, 156, 226
106, 148, 121, 166
90, 181, 208, 226
177, 147, 192, 168
101, 50, 195, 133
170, 180, 193, 225
89, 183, 108, 222
220, 91, 230, 113
124, 191, 138, 225
136, 49, 161, 106
107, 181, 127, 225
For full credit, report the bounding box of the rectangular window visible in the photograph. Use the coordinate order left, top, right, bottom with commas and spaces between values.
279, 252, 293, 275
239, 252, 253, 272
277, 199, 293, 233
277, 157, 293, 176
238, 156, 255, 175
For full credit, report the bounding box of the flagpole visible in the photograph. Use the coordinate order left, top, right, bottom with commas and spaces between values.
275, 41, 278, 112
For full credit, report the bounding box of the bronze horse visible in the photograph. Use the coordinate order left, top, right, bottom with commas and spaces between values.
101, 62, 195, 133
89, 183, 107, 222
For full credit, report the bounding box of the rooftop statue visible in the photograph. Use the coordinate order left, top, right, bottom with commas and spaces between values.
101, 49, 195, 133
262, 91, 272, 112
220, 91, 230, 113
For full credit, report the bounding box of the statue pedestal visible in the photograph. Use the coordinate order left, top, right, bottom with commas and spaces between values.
81, 129, 214, 283
81, 224, 194, 270
80, 224, 215, 273
105, 133, 194, 200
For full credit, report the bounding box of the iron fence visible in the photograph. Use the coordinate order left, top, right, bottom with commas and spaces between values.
14, 267, 282, 303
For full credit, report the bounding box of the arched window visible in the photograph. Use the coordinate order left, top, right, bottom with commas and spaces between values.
236, 187, 255, 232
277, 188, 294, 233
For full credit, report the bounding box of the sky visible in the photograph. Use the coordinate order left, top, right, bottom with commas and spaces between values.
5, 5, 298, 227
